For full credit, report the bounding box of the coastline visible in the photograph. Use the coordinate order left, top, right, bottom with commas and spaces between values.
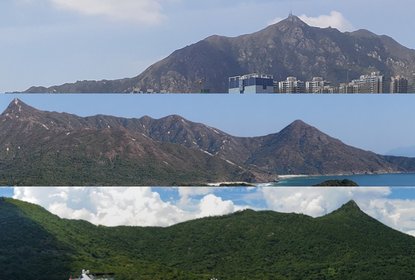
277, 175, 310, 180
201, 172, 415, 187
207, 182, 256, 187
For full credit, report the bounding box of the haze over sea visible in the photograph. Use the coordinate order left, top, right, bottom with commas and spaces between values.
274, 173, 415, 186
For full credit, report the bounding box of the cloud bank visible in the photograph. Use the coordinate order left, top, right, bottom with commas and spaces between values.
260, 187, 415, 237
12, 187, 415, 237
270, 11, 354, 32
261, 187, 391, 217
49, 0, 166, 25
13, 187, 239, 227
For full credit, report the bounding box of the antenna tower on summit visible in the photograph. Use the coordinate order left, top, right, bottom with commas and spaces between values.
289, 0, 294, 18
288, 10, 294, 23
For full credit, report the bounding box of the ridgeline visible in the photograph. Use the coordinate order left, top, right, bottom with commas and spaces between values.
1, 198, 414, 279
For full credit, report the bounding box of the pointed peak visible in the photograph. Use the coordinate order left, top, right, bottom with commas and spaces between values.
3, 98, 35, 114
276, 14, 309, 28
341, 200, 361, 209
8, 98, 26, 107
276, 120, 326, 140
9, 98, 23, 108
291, 119, 308, 125
333, 200, 363, 214
287, 13, 301, 21
286, 120, 314, 130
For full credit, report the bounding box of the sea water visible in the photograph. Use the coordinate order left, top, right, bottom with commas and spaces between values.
273, 173, 415, 186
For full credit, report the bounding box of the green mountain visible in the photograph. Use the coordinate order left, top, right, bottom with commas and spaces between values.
25, 15, 415, 93
1, 198, 414, 279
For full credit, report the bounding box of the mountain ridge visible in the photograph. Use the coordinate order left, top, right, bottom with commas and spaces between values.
1, 99, 415, 185
1, 197, 415, 279
24, 15, 415, 93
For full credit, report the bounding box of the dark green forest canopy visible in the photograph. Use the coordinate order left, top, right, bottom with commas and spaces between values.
1, 198, 414, 280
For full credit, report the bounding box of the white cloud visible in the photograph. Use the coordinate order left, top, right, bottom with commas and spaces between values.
48, 0, 166, 25
198, 194, 236, 218
177, 187, 216, 206
260, 187, 415, 237
362, 199, 415, 237
12, 187, 415, 237
269, 11, 354, 32
299, 11, 354, 32
13, 187, 238, 227
261, 187, 391, 217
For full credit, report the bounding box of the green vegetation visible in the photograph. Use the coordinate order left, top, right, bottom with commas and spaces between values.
0, 136, 251, 186
1, 198, 414, 279
314, 179, 359, 186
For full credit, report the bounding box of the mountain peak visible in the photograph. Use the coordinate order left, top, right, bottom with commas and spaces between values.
2, 98, 37, 117
284, 119, 315, 131
335, 200, 363, 214
160, 114, 189, 124
342, 200, 361, 209
350, 29, 378, 38
275, 14, 309, 29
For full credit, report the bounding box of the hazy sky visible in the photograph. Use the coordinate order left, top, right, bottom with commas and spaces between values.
1, 0, 415, 92
1, 94, 415, 155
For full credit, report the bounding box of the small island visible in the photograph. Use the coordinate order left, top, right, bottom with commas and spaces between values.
314, 179, 359, 187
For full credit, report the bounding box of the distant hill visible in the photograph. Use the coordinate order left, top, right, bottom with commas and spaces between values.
314, 179, 359, 187
1, 99, 415, 185
25, 15, 415, 93
1, 198, 414, 280
387, 146, 415, 157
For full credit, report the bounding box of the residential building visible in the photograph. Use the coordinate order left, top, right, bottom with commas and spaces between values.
390, 76, 408, 93
354, 72, 385, 93
338, 83, 354, 93
227, 71, 403, 94
278, 77, 305, 93
338, 72, 384, 93
229, 73, 275, 94
306, 77, 330, 93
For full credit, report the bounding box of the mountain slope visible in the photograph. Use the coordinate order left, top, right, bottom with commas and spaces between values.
1, 99, 415, 185
0, 99, 257, 186
1, 198, 414, 280
247, 120, 401, 175
25, 15, 415, 93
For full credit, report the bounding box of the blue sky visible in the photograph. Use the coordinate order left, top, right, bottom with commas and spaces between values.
1, 94, 415, 155
3, 186, 415, 237
1, 0, 415, 92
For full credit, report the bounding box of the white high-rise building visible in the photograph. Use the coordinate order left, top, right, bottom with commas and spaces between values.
340, 72, 384, 93
305, 77, 331, 93
278, 77, 305, 93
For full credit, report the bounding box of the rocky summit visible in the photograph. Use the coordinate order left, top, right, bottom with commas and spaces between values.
25, 15, 415, 93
